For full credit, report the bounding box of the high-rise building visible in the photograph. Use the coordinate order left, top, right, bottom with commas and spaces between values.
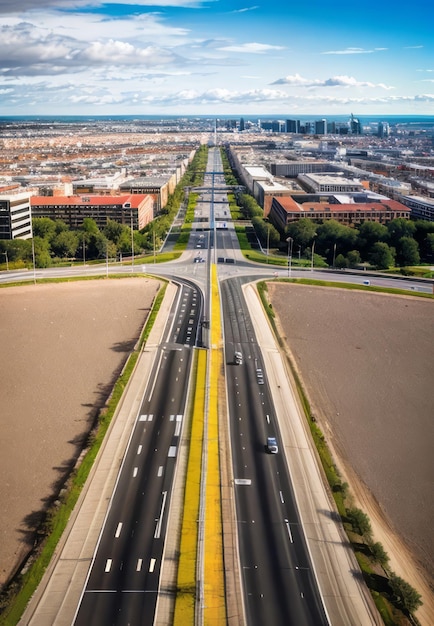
378, 122, 390, 138
0, 188, 33, 240
315, 119, 327, 134
349, 113, 362, 135
239, 117, 245, 131
286, 119, 300, 133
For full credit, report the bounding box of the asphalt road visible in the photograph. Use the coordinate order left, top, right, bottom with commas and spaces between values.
222, 276, 328, 626
73, 281, 202, 626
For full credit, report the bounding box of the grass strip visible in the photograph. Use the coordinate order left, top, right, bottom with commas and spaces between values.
173, 349, 207, 625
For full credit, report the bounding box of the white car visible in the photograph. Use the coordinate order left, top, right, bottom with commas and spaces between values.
266, 437, 278, 454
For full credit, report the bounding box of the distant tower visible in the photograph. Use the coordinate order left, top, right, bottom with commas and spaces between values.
239, 117, 245, 131
315, 118, 327, 135
286, 119, 300, 133
349, 113, 362, 135
378, 122, 390, 138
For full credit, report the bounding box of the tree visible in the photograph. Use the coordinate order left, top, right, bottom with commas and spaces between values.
80, 217, 99, 235
387, 218, 416, 246
51, 230, 79, 258
286, 218, 317, 250
413, 221, 434, 263
316, 220, 358, 262
346, 507, 372, 538
32, 217, 56, 240
252, 217, 279, 248
369, 242, 395, 269
396, 236, 420, 266
334, 254, 348, 269
104, 219, 127, 245
346, 249, 361, 268
369, 542, 389, 567
356, 221, 388, 258
0, 238, 32, 263
33, 236, 52, 268
388, 573, 422, 615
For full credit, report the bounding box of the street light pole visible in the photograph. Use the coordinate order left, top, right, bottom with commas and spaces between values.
286, 236, 293, 277
311, 238, 316, 271
2, 251, 9, 271
266, 221, 270, 263
130, 209, 134, 273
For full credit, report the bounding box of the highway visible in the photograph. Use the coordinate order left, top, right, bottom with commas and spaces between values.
222, 276, 328, 625
73, 280, 203, 626
7, 146, 433, 626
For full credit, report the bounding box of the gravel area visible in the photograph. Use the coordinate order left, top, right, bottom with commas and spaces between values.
0, 277, 159, 587
267, 282, 434, 618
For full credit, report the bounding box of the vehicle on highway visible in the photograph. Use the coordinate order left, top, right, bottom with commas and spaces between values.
234, 350, 243, 365
266, 436, 278, 454
256, 368, 264, 384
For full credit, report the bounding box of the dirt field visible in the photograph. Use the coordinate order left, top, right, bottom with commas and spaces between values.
0, 277, 159, 587
267, 282, 434, 621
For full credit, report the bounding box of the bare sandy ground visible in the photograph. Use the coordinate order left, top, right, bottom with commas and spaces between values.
267, 282, 434, 622
0, 278, 159, 587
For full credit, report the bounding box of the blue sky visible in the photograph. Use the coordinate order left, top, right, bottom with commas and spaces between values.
0, 0, 433, 116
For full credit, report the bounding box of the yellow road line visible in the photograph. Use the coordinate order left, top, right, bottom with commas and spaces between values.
204, 264, 226, 625
173, 349, 206, 625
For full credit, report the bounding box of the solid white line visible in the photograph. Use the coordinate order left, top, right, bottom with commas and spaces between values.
285, 520, 294, 543
148, 350, 164, 402
154, 491, 167, 539
105, 559, 112, 573
136, 559, 143, 572
149, 558, 156, 573
115, 522, 122, 538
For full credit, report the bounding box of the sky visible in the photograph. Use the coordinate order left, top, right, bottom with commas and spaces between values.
0, 0, 433, 117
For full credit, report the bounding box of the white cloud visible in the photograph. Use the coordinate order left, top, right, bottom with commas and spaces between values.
79, 40, 180, 67
229, 6, 260, 13
271, 74, 394, 90
218, 42, 285, 54
322, 47, 387, 55
0, 0, 207, 12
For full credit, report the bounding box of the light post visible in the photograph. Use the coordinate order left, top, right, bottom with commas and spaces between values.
31, 235, 36, 285
130, 209, 134, 273
311, 237, 316, 272
2, 251, 9, 271
332, 242, 337, 269
264, 218, 270, 263
286, 236, 293, 277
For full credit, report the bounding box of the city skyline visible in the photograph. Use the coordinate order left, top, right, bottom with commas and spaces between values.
0, 0, 433, 117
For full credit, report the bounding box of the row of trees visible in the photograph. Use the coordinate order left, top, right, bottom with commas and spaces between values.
0, 145, 210, 269
236, 190, 434, 270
